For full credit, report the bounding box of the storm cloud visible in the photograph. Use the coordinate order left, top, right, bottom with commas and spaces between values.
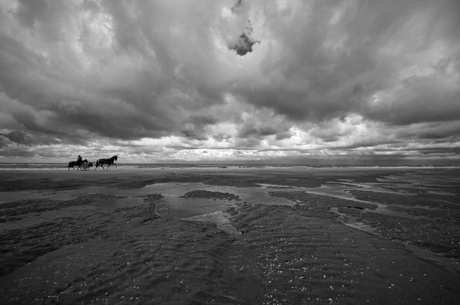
1, 0, 459, 163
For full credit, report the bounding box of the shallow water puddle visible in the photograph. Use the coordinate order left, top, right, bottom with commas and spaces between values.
143, 182, 295, 207
140, 183, 295, 234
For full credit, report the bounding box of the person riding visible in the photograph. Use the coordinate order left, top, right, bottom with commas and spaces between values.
77, 155, 82, 165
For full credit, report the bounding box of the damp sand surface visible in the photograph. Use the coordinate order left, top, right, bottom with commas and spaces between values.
0, 167, 459, 304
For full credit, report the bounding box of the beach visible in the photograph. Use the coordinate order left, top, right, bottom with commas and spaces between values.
0, 166, 459, 305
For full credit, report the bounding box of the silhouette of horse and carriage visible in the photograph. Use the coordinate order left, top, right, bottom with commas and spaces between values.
67, 155, 118, 171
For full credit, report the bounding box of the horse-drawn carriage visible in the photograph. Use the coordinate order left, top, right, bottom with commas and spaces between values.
67, 155, 117, 171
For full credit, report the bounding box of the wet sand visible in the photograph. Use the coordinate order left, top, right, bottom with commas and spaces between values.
0, 167, 459, 304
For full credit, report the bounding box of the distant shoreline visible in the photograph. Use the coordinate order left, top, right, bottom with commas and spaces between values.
1, 162, 459, 171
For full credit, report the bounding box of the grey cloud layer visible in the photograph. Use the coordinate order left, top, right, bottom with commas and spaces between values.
1, 0, 459, 161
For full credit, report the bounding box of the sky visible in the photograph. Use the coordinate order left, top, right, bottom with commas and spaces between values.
1, 0, 460, 164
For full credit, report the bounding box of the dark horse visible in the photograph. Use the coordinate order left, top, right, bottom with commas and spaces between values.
67, 161, 79, 170
95, 155, 118, 170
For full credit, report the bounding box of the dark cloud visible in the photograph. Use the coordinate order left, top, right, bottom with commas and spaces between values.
238, 124, 276, 138
181, 115, 216, 140
226, 2, 260, 56
227, 20, 260, 56
228, 31, 259, 56
1, 130, 29, 145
